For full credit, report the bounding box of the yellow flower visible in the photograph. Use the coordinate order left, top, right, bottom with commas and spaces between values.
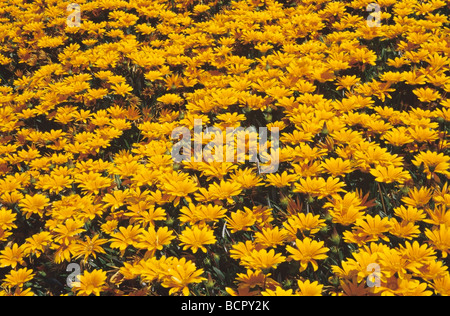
393, 205, 426, 223
425, 225, 450, 258
265, 171, 297, 188
161, 257, 206, 296
111, 82, 133, 97
75, 270, 107, 296
321, 157, 353, 177
297, 280, 323, 296
261, 286, 296, 296
208, 180, 242, 204
53, 218, 85, 246
354, 215, 392, 242
413, 87, 441, 102
324, 192, 367, 226
401, 186, 433, 208
74, 172, 112, 195
235, 269, 279, 290
3, 268, 35, 288
0, 243, 26, 268
255, 227, 288, 248
109, 225, 143, 253
0, 207, 17, 230
230, 241, 256, 260
226, 209, 256, 233
283, 213, 326, 239
162, 178, 198, 207
157, 93, 184, 105
18, 194, 49, 219
179, 225, 216, 254
72, 235, 108, 263
389, 218, 420, 240
370, 165, 411, 184
286, 237, 329, 272
137, 226, 175, 256
400, 241, 437, 273
23, 231, 52, 258
412, 151, 450, 180
433, 274, 450, 296
241, 249, 286, 271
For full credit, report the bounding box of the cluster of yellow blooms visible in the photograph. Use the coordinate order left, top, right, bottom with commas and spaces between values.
0, 0, 449, 296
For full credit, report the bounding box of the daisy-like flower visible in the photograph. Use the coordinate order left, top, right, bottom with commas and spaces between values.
75, 270, 107, 296
283, 213, 326, 239
425, 225, 450, 258
297, 280, 324, 296
240, 249, 286, 271
72, 235, 108, 263
179, 225, 216, 254
412, 151, 450, 181
254, 227, 288, 248
286, 237, 329, 272
109, 225, 143, 254
137, 226, 175, 257
208, 180, 242, 204
0, 244, 26, 268
370, 164, 411, 184
161, 258, 206, 296
2, 268, 35, 288
162, 178, 198, 207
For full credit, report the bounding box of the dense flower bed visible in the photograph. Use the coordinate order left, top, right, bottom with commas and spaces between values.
0, 0, 449, 296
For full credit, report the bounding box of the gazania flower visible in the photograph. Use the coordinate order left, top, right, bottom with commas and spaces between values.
370, 165, 411, 184
75, 270, 107, 296
321, 157, 353, 177
53, 218, 85, 246
433, 274, 450, 296
254, 227, 288, 248
3, 268, 35, 288
0, 244, 26, 268
179, 225, 216, 254
389, 218, 420, 240
261, 287, 296, 296
400, 241, 437, 272
354, 215, 392, 242
413, 87, 441, 102
401, 186, 433, 208
235, 269, 279, 290
226, 209, 256, 233
393, 205, 426, 223
162, 178, 198, 206
297, 280, 323, 296
425, 225, 450, 258
412, 151, 450, 180
265, 171, 297, 188
0, 207, 16, 230
72, 235, 108, 263
18, 194, 49, 219
283, 213, 326, 239
23, 231, 52, 258
240, 249, 286, 271
208, 180, 242, 204
137, 226, 175, 257
324, 192, 367, 226
111, 82, 133, 97
286, 238, 329, 272
161, 257, 206, 296
109, 225, 143, 253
